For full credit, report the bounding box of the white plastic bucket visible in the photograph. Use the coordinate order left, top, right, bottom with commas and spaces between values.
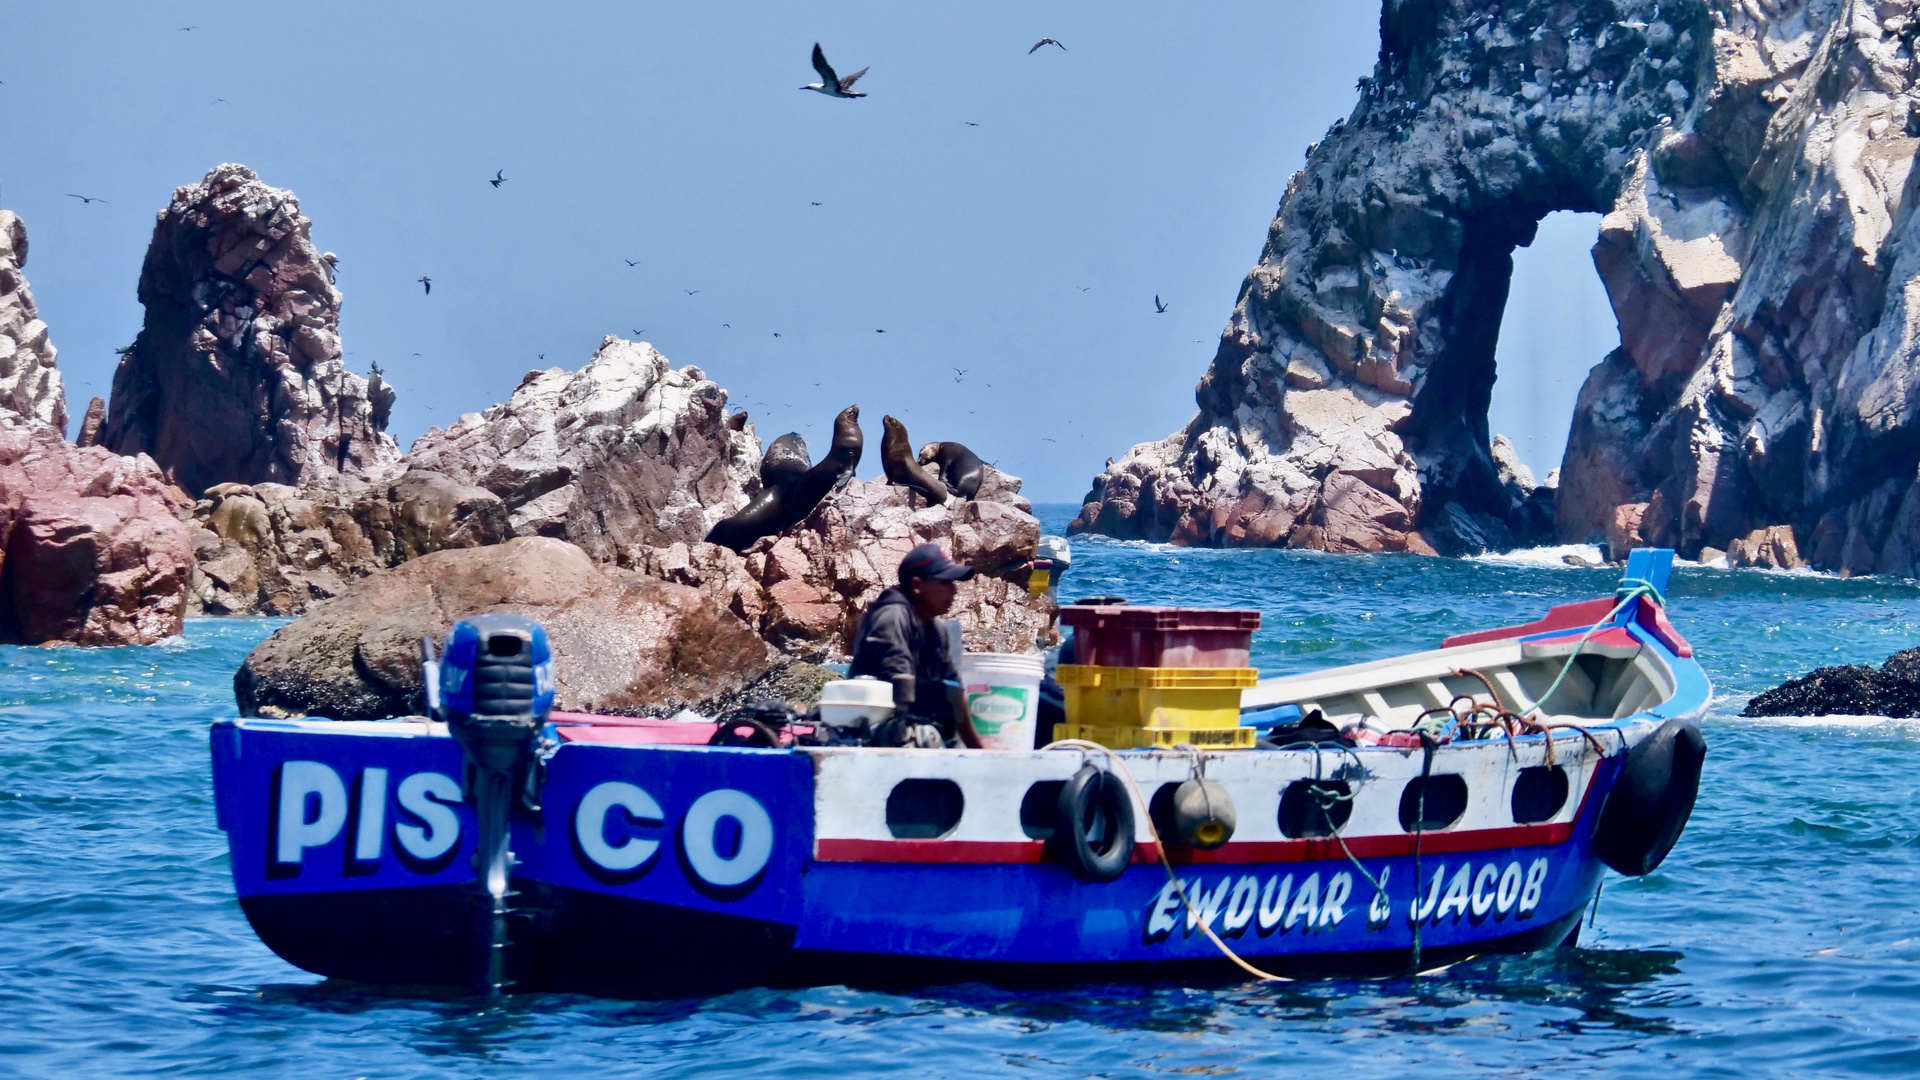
957, 652, 1045, 750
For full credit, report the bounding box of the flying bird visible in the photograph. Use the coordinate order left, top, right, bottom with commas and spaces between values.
1042, 437, 1058, 442
210, 98, 229, 105
633, 329, 645, 335
417, 276, 432, 294
803, 43, 868, 98
875, 329, 886, 333
1154, 294, 1167, 313
952, 367, 968, 382
65, 194, 107, 204
964, 122, 979, 127
489, 170, 506, 188
1030, 38, 1066, 53
773, 332, 781, 338
723, 323, 731, 328
1076, 286, 1091, 292
624, 259, 639, 266
810, 201, 822, 206
179, 26, 198, 31
684, 289, 700, 295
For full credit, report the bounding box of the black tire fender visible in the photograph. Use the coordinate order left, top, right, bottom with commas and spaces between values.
1054, 764, 1135, 882
1593, 718, 1706, 876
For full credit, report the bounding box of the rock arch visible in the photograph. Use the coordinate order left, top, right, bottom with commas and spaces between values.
1074, 0, 1920, 571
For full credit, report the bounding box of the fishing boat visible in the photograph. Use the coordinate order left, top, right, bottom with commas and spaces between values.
209, 549, 1707, 997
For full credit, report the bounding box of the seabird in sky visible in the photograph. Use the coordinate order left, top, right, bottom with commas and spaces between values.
624, 259, 639, 266
964, 122, 979, 127
489, 169, 507, 188
875, 329, 885, 333
418, 276, 432, 295
810, 201, 822, 206
1154, 294, 1167, 313
1076, 285, 1091, 292
803, 44, 868, 98
1030, 38, 1066, 53
952, 367, 967, 382
684, 289, 700, 295
65, 194, 107, 204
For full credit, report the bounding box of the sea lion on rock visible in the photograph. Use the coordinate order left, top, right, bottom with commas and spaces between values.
881, 416, 948, 506
761, 432, 812, 489
916, 441, 985, 499
705, 405, 864, 552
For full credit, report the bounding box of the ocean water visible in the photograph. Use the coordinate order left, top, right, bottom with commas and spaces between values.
6, 504, 1920, 1078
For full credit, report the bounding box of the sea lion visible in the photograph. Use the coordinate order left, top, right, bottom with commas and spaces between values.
881, 416, 948, 506
916, 441, 985, 500
705, 405, 865, 552
794, 404, 863, 507
761, 432, 811, 489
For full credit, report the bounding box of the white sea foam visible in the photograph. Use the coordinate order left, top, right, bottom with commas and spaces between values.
1733, 713, 1920, 731
1468, 543, 1604, 568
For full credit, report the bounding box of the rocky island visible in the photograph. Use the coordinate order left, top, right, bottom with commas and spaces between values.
1073, 0, 1920, 576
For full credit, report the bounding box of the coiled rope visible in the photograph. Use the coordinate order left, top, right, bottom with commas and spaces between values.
1041, 738, 1292, 983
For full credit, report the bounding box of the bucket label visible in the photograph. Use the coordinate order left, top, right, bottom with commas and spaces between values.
967, 686, 1030, 734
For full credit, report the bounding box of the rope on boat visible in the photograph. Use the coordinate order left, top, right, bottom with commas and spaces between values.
1041, 738, 1293, 983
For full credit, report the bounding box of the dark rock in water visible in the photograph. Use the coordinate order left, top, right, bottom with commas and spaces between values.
235, 535, 774, 720
100, 164, 399, 495
1742, 649, 1920, 719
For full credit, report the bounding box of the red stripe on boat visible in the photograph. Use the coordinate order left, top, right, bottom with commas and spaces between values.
1441, 597, 1618, 648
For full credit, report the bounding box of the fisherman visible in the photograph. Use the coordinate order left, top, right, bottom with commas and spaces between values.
849, 543, 974, 747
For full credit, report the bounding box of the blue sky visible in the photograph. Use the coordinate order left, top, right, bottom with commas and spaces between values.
0, 1, 1612, 500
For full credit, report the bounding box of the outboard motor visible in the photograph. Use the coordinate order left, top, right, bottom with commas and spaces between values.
426, 614, 556, 993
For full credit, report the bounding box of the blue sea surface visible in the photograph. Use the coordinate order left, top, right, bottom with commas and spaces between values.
6, 505, 1920, 1077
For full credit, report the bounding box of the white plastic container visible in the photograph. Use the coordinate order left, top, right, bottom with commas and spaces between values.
957, 652, 1046, 750
817, 677, 896, 729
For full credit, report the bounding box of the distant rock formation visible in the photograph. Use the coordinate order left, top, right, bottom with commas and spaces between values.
1072, 1, 1920, 573
0, 211, 69, 435
186, 469, 511, 615
406, 336, 759, 559
191, 334, 1054, 676
100, 164, 398, 496
0, 420, 190, 645
1743, 647, 1920, 718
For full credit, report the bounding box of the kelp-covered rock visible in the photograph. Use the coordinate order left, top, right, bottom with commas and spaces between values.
1743, 647, 1920, 718
234, 536, 777, 719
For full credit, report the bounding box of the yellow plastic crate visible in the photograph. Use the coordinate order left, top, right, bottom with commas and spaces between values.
1055, 664, 1257, 730
1056, 723, 1256, 750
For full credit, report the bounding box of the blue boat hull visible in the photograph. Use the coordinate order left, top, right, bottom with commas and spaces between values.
213, 721, 1620, 995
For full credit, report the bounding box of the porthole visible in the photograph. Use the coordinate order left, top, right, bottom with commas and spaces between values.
885, 779, 964, 839
1510, 765, 1570, 824
1279, 780, 1353, 838
1398, 775, 1468, 832
1019, 780, 1065, 839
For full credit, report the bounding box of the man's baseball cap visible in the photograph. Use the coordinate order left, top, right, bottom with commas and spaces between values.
899, 543, 974, 582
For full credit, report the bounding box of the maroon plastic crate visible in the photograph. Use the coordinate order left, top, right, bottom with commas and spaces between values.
1059, 605, 1260, 668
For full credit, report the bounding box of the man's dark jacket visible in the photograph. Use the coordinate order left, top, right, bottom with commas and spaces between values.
848, 586, 958, 717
